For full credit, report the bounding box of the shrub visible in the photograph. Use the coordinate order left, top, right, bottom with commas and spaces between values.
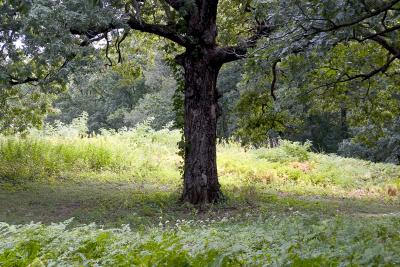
257, 140, 312, 162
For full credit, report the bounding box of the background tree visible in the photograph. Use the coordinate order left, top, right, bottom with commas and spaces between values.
49, 50, 177, 132
235, 0, 400, 163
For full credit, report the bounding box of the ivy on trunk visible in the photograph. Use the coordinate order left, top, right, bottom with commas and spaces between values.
81, 0, 268, 205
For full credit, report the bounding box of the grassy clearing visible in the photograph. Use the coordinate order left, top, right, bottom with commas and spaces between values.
0, 123, 399, 266
1, 123, 398, 199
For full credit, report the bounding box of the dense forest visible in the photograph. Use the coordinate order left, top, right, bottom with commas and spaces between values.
1, 0, 400, 265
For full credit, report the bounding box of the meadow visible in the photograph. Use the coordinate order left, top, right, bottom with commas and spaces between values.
1, 120, 400, 266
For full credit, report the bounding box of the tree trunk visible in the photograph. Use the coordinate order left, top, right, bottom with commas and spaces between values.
181, 49, 223, 205
340, 106, 349, 140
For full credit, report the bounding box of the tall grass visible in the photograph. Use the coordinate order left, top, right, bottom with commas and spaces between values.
0, 116, 399, 198
0, 119, 181, 184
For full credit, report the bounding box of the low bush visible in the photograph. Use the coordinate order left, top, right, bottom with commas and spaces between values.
256, 140, 312, 163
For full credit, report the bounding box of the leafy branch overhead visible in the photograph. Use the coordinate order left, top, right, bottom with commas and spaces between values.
1, 0, 275, 88
4, 1, 399, 86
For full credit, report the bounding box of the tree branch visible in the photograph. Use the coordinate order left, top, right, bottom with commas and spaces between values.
299, 54, 398, 98
304, 0, 400, 34
9, 76, 39, 86
351, 29, 400, 58
70, 22, 119, 46
215, 21, 275, 64
115, 30, 130, 63
127, 16, 188, 46
270, 60, 280, 101
7, 55, 75, 87
358, 24, 400, 42
164, 0, 185, 11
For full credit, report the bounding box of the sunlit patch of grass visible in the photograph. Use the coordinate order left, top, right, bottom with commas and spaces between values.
217, 141, 399, 200
1, 123, 399, 201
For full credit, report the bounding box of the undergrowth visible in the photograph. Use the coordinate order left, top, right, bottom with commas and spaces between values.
1, 216, 400, 266
0, 118, 399, 199
1, 117, 400, 266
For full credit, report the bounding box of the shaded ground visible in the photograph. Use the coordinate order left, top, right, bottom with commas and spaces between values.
1, 180, 399, 227
1, 131, 399, 228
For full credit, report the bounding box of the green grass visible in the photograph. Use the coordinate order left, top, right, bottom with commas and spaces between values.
2, 216, 400, 266
0, 123, 400, 266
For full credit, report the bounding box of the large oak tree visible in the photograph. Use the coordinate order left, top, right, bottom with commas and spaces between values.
1, 0, 269, 204
120, 0, 269, 204
1, 0, 400, 204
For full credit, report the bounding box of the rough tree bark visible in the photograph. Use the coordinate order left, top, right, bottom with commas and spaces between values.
172, 0, 266, 204
181, 49, 223, 204
178, 0, 224, 204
